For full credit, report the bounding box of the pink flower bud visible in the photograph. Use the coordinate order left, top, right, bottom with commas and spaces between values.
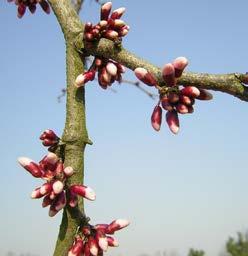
39, 0, 50, 14
106, 62, 117, 76
151, 105, 162, 131
31, 187, 43, 199
103, 30, 119, 40
179, 95, 193, 106
96, 230, 108, 252
109, 19, 126, 29
107, 236, 119, 247
18, 157, 42, 178
181, 86, 200, 98
88, 236, 99, 256
99, 20, 108, 29
40, 182, 53, 195
172, 57, 188, 78
100, 67, 112, 84
55, 160, 64, 176
68, 236, 84, 256
44, 152, 59, 165
134, 67, 157, 87
162, 63, 176, 87
70, 185, 96, 201
106, 219, 130, 234
100, 2, 112, 20
110, 7, 126, 19
52, 180, 64, 194
176, 103, 189, 114
118, 26, 129, 37
161, 96, 174, 111
166, 110, 180, 134
40, 129, 58, 141
63, 166, 74, 177
196, 89, 213, 100
54, 191, 66, 211
42, 195, 53, 208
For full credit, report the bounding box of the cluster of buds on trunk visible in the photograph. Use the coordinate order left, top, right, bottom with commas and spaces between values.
18, 130, 96, 216
68, 219, 130, 256
7, 0, 50, 18
75, 2, 128, 89
75, 57, 126, 89
84, 2, 129, 42
134, 57, 213, 134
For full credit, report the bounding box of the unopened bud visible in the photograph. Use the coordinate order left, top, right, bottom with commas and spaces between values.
151, 105, 162, 131
106, 219, 130, 234
166, 110, 180, 134
18, 157, 42, 178
172, 57, 188, 78
70, 185, 96, 201
162, 63, 176, 87
134, 67, 157, 87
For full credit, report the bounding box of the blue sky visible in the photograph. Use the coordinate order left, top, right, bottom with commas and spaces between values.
1, 0, 248, 255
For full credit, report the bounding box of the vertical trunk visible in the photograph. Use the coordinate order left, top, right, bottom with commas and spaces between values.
53, 41, 88, 256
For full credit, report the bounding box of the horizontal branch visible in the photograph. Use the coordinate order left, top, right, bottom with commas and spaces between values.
83, 38, 248, 102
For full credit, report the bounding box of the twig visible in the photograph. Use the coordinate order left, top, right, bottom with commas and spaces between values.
121, 79, 158, 100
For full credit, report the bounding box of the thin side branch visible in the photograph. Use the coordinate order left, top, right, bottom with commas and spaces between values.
72, 0, 84, 14
83, 38, 248, 102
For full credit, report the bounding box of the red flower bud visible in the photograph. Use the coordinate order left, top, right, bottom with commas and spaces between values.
18, 157, 42, 178
88, 236, 99, 256
31, 187, 43, 199
110, 7, 126, 19
52, 180, 64, 194
134, 67, 157, 87
181, 86, 200, 98
42, 195, 53, 208
162, 63, 176, 87
151, 105, 162, 131
96, 230, 108, 252
68, 236, 84, 256
106, 219, 130, 234
172, 57, 188, 78
100, 2, 112, 20
70, 185, 96, 201
196, 89, 213, 100
166, 110, 180, 134
176, 103, 189, 114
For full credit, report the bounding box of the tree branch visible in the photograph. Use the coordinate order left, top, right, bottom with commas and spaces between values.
84, 38, 248, 102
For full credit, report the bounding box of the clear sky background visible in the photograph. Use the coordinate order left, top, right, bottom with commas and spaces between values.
1, 0, 248, 255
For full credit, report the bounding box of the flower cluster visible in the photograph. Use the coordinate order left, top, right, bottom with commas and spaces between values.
18, 129, 96, 216
75, 57, 126, 89
7, 0, 50, 18
68, 219, 130, 256
84, 2, 129, 42
75, 2, 128, 89
134, 57, 213, 134
40, 129, 60, 147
